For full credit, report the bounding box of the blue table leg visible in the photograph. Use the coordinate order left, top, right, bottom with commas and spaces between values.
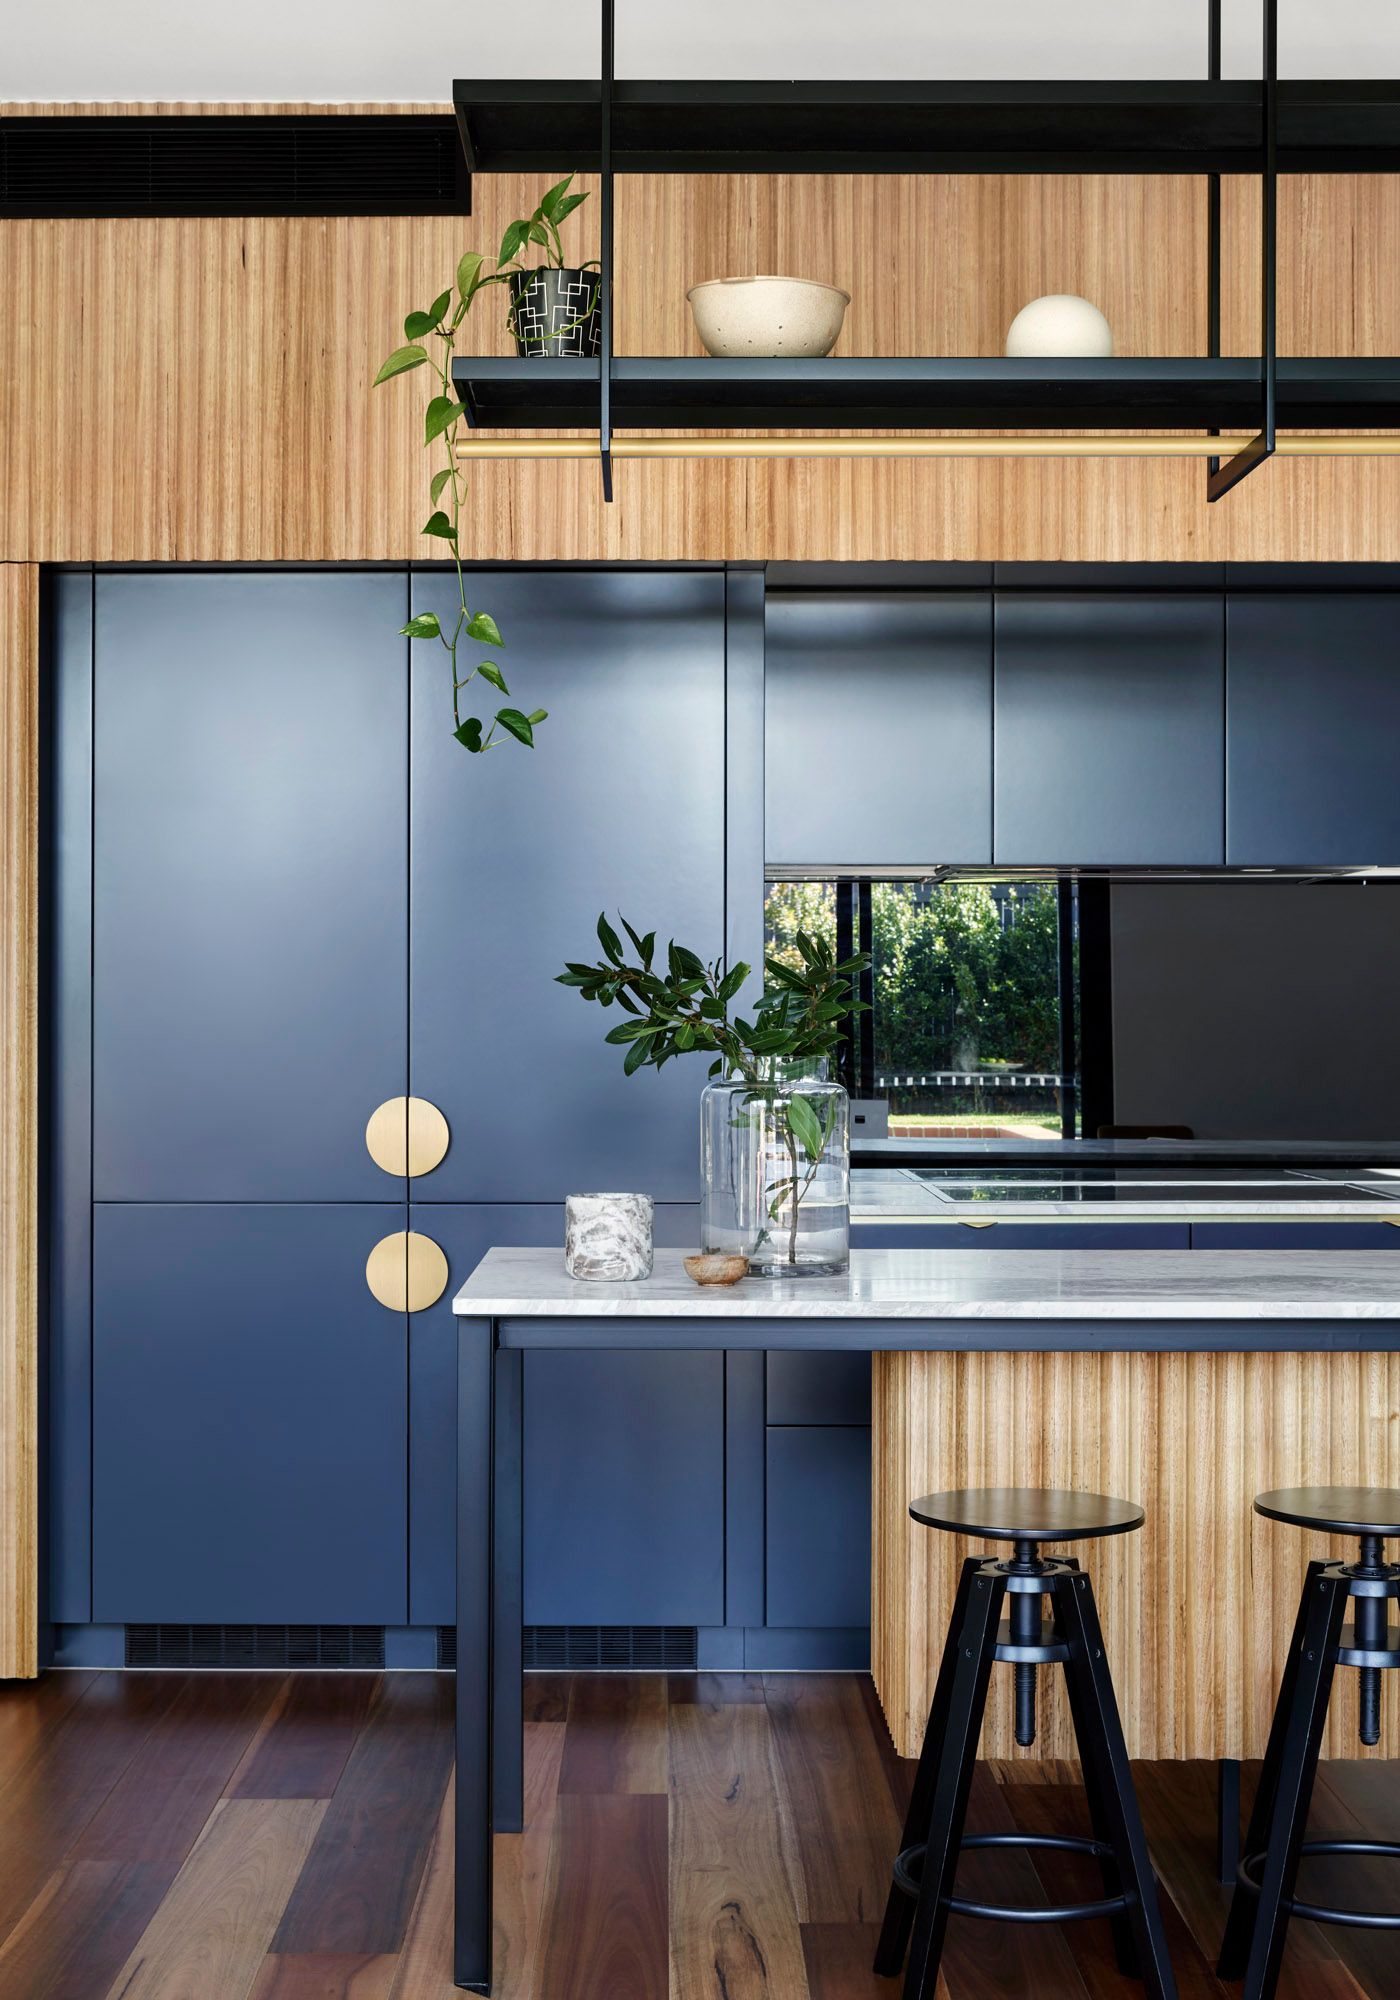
455, 1316, 494, 1992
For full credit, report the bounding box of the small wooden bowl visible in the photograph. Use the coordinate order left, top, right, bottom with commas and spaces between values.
684, 1252, 749, 1287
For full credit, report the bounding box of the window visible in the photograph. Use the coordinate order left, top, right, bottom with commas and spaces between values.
764, 879, 1076, 1140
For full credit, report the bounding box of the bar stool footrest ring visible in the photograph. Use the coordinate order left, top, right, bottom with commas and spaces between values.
1236, 1840, 1400, 1930
893, 1833, 1135, 1923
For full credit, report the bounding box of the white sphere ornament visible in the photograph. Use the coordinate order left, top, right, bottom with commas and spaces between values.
1005, 294, 1114, 358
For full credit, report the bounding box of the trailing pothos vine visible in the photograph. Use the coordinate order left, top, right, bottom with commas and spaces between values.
373, 251, 547, 756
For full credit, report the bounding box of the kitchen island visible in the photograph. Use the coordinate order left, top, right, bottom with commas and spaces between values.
451, 1245, 1400, 1992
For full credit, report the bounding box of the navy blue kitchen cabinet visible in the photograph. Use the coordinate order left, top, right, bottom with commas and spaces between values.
407, 1203, 707, 1628
765, 1426, 871, 1631
92, 1204, 409, 1624
993, 592, 1225, 867
409, 570, 726, 1203
766, 1351, 871, 1425
1226, 593, 1400, 865
92, 573, 408, 1202
764, 591, 993, 867
1190, 1223, 1400, 1250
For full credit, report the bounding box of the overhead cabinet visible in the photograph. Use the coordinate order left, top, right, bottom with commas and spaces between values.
1225, 593, 1400, 866
993, 591, 1226, 867
765, 591, 993, 867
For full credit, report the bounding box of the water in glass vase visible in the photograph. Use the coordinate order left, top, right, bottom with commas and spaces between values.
700, 1067, 850, 1277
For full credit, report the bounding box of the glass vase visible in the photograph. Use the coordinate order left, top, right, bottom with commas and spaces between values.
699, 1065, 850, 1277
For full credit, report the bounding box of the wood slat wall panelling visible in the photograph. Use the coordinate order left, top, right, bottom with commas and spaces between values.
0, 563, 39, 1681
0, 161, 1397, 563
871, 1349, 1400, 1764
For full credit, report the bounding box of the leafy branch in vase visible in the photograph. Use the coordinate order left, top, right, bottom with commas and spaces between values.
557, 917, 869, 1263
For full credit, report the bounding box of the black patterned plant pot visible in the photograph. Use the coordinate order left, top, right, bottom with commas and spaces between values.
508, 266, 602, 358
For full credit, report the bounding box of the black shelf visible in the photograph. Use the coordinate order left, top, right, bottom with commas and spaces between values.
452, 356, 1400, 434
453, 79, 1400, 175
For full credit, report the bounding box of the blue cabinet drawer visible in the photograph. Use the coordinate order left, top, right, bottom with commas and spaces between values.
765, 1427, 871, 1630
766, 1352, 871, 1425
1191, 1223, 1400, 1250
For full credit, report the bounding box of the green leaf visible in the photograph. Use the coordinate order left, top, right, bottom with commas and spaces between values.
597, 913, 624, 964
465, 611, 502, 645
497, 220, 530, 266
552, 192, 588, 227
527, 221, 550, 249
623, 1038, 651, 1076
454, 717, 484, 752
786, 1095, 824, 1162
428, 287, 452, 326
494, 708, 536, 748
527, 709, 548, 725
537, 173, 575, 219
673, 945, 705, 977
717, 963, 749, 1003
422, 510, 458, 541
404, 310, 434, 339
424, 395, 460, 446
373, 343, 427, 385
429, 467, 454, 506
457, 251, 485, 300
477, 661, 508, 693
399, 612, 442, 639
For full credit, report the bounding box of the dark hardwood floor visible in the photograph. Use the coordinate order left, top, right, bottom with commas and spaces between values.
0, 1667, 1395, 1998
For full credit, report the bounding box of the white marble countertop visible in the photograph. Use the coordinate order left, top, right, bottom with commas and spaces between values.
453, 1246, 1400, 1321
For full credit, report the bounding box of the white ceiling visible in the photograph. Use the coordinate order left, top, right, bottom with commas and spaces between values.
7, 0, 1399, 102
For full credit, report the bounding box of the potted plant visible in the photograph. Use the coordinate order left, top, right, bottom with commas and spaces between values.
558, 919, 869, 1277
497, 174, 601, 359
374, 257, 547, 754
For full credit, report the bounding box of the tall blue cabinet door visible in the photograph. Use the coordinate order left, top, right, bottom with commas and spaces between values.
765, 591, 993, 867
1226, 593, 1400, 865
409, 571, 727, 1203
993, 592, 1225, 867
92, 573, 408, 1201
406, 1203, 702, 1628
92, 1204, 408, 1624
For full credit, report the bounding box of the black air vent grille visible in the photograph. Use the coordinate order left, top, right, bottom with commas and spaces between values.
0, 115, 470, 218
523, 1625, 698, 1670
125, 1624, 385, 1669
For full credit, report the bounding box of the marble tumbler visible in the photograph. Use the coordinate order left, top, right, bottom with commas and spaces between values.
564, 1192, 654, 1281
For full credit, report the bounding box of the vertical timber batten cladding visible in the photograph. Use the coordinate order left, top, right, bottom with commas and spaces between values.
0, 111, 1394, 561
873, 1348, 1400, 1763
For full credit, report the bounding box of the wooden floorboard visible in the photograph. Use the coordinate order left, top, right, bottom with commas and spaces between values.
0, 1671, 1398, 1997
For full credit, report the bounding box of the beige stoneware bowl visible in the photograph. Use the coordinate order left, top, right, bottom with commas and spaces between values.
686, 275, 850, 358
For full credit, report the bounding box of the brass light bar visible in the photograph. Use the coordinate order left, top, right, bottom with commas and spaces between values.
457, 434, 1400, 461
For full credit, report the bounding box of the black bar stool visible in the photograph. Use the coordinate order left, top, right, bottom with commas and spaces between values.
1219, 1485, 1400, 2000
874, 1486, 1177, 2000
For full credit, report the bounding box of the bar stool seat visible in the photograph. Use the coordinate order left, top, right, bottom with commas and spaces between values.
1218, 1485, 1400, 2000
875, 1486, 1176, 2000
910, 1486, 1145, 1541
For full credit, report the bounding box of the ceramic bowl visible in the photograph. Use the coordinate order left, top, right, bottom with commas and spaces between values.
686, 275, 850, 359
683, 1252, 750, 1287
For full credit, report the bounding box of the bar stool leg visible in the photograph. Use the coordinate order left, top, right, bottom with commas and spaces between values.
1238, 1573, 1350, 2000
901, 1569, 1006, 2000
873, 1555, 982, 1977
1057, 1570, 1178, 2000
1055, 1578, 1138, 1978
1217, 1558, 1326, 1976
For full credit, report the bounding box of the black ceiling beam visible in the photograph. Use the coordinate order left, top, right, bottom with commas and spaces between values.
452, 79, 1400, 176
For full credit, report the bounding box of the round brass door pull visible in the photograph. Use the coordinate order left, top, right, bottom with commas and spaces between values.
366, 1231, 449, 1313
365, 1096, 450, 1178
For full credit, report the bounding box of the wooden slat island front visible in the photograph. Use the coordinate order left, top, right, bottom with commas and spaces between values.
451, 1245, 1400, 1994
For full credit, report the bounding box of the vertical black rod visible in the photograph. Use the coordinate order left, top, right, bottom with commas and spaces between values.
598, 0, 615, 500
1207, 0, 1222, 479
1261, 0, 1277, 454
1056, 879, 1077, 1140
857, 877, 875, 1100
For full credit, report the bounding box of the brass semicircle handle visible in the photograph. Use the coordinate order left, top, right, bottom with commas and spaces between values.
365, 1096, 450, 1178
366, 1231, 449, 1313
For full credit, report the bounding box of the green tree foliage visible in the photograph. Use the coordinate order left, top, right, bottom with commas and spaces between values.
765, 880, 1064, 1074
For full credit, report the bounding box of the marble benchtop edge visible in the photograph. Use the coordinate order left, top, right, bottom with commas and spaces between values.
452, 1246, 1400, 1320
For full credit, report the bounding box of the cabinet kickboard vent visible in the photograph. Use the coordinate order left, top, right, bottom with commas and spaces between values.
0, 115, 471, 218
125, 1624, 385, 1669
522, 1625, 698, 1670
